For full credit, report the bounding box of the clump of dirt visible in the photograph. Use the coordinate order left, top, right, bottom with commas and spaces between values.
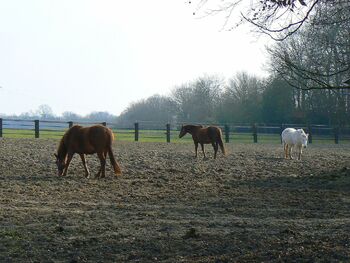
0, 138, 349, 262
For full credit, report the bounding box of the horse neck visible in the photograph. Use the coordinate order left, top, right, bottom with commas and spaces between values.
186, 125, 201, 135
57, 138, 67, 160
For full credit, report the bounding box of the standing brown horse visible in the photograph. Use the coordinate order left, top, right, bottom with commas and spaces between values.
179, 124, 226, 159
54, 125, 122, 178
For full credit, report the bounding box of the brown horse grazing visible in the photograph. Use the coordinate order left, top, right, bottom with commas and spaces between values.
54, 125, 122, 178
179, 124, 226, 159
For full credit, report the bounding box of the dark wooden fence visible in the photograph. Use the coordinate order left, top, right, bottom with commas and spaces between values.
0, 118, 349, 144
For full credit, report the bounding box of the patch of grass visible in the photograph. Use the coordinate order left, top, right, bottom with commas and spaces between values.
0, 228, 26, 256
2, 129, 35, 138
0, 228, 22, 239
1, 128, 349, 144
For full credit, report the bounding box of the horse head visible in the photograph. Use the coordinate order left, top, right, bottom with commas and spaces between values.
297, 129, 309, 148
54, 153, 66, 176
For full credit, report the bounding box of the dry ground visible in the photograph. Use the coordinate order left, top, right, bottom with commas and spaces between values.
0, 138, 349, 262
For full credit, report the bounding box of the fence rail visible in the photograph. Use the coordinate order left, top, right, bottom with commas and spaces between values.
0, 118, 349, 144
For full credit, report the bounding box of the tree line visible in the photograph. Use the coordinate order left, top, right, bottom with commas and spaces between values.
120, 1, 350, 126
117, 73, 295, 126
118, 70, 349, 127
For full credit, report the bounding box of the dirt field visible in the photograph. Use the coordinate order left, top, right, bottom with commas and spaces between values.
0, 138, 349, 262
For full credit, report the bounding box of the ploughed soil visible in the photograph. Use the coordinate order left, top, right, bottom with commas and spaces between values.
0, 138, 349, 262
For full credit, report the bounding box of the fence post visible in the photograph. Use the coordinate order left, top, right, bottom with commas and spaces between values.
166, 124, 170, 143
252, 124, 258, 143
224, 125, 230, 143
0, 118, 2, 138
134, 122, 139, 142
307, 125, 312, 144
68, 121, 73, 128
34, 120, 39, 138
334, 126, 339, 144
102, 122, 107, 127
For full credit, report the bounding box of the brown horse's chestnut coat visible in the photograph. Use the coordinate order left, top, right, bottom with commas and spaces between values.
179, 124, 226, 159
55, 125, 121, 178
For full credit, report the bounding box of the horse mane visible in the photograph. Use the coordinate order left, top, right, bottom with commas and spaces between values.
185, 124, 203, 129
57, 130, 68, 159
297, 128, 306, 134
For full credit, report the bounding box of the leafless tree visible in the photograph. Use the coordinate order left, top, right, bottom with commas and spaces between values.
219, 72, 264, 122
172, 75, 223, 122
267, 3, 350, 90
190, 0, 350, 41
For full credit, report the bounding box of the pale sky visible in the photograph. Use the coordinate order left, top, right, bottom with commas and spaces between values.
0, 0, 270, 116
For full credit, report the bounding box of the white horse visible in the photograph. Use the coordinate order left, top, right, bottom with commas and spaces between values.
281, 128, 309, 160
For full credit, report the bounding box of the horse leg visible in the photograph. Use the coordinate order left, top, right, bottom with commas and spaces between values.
62, 152, 74, 176
95, 152, 102, 179
289, 146, 293, 159
79, 154, 90, 178
96, 152, 106, 178
212, 142, 218, 159
200, 143, 206, 158
194, 142, 198, 158
298, 147, 302, 160
101, 152, 107, 177
284, 144, 288, 159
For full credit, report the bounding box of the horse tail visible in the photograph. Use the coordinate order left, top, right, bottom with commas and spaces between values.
106, 130, 121, 175
218, 129, 226, 155
108, 146, 122, 175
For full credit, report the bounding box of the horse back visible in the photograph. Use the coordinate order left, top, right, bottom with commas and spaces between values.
65, 125, 113, 154
195, 126, 222, 144
281, 128, 297, 145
